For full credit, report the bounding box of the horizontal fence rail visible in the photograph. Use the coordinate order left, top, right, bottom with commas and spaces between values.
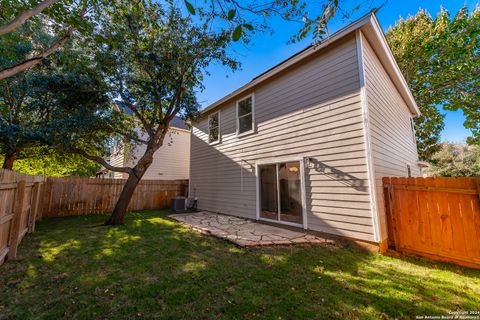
41, 178, 188, 218
0, 169, 188, 266
383, 176, 480, 269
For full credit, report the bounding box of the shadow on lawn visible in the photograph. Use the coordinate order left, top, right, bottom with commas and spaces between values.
1, 210, 479, 319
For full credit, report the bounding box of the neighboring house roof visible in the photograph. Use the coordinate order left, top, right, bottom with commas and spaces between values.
169, 116, 189, 130
201, 12, 420, 116
116, 101, 189, 130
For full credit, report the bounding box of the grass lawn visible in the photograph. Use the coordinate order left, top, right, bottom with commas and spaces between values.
1, 211, 479, 319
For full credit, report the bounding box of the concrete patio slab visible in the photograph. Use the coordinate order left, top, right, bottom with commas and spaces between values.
169, 211, 335, 247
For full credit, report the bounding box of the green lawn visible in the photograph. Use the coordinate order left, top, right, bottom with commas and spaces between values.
1, 211, 479, 319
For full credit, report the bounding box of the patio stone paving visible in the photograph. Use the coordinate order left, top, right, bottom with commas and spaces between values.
169, 211, 335, 247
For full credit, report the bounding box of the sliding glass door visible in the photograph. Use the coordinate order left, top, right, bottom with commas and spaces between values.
259, 164, 278, 221
259, 161, 303, 225
278, 162, 303, 224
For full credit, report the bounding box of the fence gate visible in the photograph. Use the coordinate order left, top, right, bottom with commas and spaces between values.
0, 170, 44, 265
383, 177, 480, 269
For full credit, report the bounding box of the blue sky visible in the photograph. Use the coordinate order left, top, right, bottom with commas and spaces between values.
197, 0, 477, 143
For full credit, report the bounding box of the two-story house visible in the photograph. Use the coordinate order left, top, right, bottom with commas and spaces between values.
189, 13, 421, 250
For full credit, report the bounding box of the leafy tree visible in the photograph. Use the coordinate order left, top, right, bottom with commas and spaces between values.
53, 1, 237, 225
426, 141, 480, 177
386, 7, 480, 160
0, 0, 386, 80
0, 32, 111, 170
0, 0, 59, 36
0, 147, 100, 176
0, 0, 99, 80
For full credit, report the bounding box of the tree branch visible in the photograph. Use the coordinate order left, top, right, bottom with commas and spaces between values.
163, 76, 186, 122
71, 148, 133, 174
121, 100, 154, 138
0, 27, 73, 80
117, 131, 149, 145
0, 0, 59, 36
154, 86, 186, 145
165, 87, 185, 123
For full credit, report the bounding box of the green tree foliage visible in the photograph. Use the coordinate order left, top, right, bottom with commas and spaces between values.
0, 25, 112, 170
0, 147, 100, 176
386, 7, 480, 160
426, 141, 480, 177
53, 1, 238, 224
0, 0, 101, 80
0, 0, 386, 81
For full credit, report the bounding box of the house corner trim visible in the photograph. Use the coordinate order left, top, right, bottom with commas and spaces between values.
356, 30, 381, 242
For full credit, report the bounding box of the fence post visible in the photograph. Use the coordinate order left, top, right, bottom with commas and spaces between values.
386, 183, 399, 252
8, 180, 26, 260
477, 177, 480, 202
28, 182, 42, 233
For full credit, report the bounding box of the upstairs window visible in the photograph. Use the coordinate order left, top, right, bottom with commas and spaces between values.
208, 112, 220, 144
236, 94, 255, 135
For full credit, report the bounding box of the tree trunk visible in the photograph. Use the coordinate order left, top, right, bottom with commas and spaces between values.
105, 154, 154, 225
104, 125, 170, 225
104, 172, 142, 225
2, 152, 17, 170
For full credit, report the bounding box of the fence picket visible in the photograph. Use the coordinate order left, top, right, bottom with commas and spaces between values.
384, 176, 480, 269
8, 180, 26, 260
0, 168, 187, 266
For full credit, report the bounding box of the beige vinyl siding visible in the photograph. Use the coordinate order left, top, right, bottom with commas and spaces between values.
361, 33, 420, 241
125, 129, 190, 180
109, 148, 127, 179
191, 35, 377, 242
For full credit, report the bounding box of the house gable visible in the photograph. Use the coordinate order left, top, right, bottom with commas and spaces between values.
200, 13, 418, 118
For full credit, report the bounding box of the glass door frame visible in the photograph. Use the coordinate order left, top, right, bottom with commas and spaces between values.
255, 157, 308, 229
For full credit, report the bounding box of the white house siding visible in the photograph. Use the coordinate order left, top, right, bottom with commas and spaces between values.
361, 32, 420, 241
190, 35, 377, 242
108, 149, 126, 179
125, 129, 190, 180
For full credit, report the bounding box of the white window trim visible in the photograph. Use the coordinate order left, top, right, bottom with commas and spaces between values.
236, 93, 256, 137
208, 111, 221, 145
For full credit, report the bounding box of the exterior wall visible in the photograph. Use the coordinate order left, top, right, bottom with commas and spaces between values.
190, 35, 378, 242
125, 129, 191, 180
108, 147, 126, 179
361, 32, 420, 241
107, 128, 190, 180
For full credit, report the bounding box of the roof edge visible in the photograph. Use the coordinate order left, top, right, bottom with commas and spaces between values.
201, 12, 420, 116
201, 13, 373, 115
367, 14, 420, 115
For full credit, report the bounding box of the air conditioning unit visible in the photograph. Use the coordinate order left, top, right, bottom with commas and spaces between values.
171, 196, 187, 212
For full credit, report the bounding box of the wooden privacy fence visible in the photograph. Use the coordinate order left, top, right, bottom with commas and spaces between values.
0, 168, 188, 266
0, 170, 44, 265
383, 177, 480, 269
40, 177, 188, 218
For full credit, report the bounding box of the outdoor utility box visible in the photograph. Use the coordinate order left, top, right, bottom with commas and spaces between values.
171, 196, 187, 212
